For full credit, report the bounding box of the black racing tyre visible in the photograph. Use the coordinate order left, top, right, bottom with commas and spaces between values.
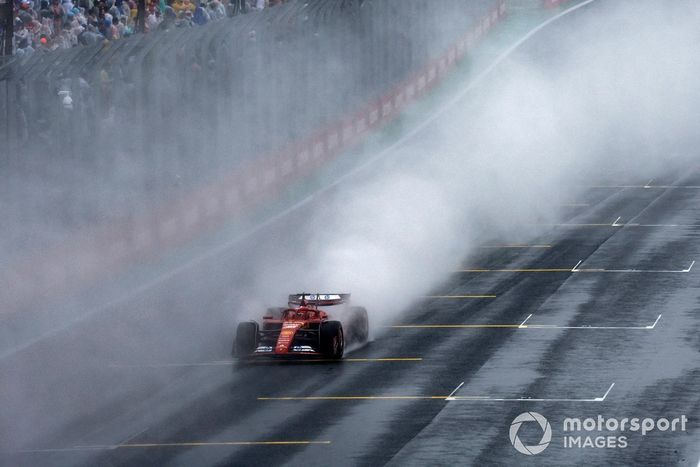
320, 321, 344, 359
348, 306, 369, 343
234, 321, 259, 357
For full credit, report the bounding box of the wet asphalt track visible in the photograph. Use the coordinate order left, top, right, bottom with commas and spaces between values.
2, 169, 699, 467
2, 2, 700, 465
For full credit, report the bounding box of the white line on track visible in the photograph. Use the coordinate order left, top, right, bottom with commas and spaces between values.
644, 179, 654, 188
394, 315, 662, 330
445, 382, 465, 401
595, 265, 693, 273
524, 318, 660, 330
593, 269, 685, 274
647, 314, 662, 329
635, 224, 700, 227
0, 0, 600, 362
612, 216, 622, 227
462, 261, 695, 274
519, 314, 533, 328
449, 382, 615, 403
571, 261, 695, 274
260, 383, 617, 403
598, 382, 615, 401
541, 222, 700, 228
116, 427, 150, 446
592, 185, 700, 189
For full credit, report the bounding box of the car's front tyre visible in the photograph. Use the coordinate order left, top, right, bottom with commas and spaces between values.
320, 321, 344, 359
234, 321, 259, 357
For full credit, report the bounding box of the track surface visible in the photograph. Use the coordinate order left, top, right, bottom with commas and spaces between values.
2, 2, 700, 466
2, 171, 699, 467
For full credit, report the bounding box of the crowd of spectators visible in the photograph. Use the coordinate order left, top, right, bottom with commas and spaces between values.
2, 0, 285, 56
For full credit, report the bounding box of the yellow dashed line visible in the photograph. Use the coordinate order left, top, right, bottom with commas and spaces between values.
390, 324, 520, 329
344, 358, 422, 362
258, 395, 449, 401
16, 440, 332, 452
256, 357, 422, 363
480, 244, 552, 249
424, 295, 497, 299
538, 223, 614, 227
119, 441, 331, 448
110, 358, 420, 368
458, 268, 572, 273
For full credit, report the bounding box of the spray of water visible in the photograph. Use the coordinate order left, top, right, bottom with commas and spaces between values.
246, 0, 700, 330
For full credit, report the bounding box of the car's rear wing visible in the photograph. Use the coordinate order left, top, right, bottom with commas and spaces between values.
288, 293, 350, 306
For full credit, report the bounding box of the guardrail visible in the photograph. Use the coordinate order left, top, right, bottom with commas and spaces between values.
0, 0, 506, 315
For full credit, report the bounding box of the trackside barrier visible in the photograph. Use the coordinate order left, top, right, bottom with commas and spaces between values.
1, 1, 506, 315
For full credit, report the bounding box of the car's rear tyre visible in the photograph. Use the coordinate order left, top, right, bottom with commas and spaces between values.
320, 321, 344, 359
348, 306, 369, 343
234, 321, 259, 357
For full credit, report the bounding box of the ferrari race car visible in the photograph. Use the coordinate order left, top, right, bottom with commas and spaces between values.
233, 293, 369, 359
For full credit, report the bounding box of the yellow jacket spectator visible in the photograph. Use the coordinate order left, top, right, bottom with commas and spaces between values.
172, 0, 195, 15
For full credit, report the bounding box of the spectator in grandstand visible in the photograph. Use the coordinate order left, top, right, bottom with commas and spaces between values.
7, 0, 287, 53
49, 0, 65, 36
18, 1, 37, 24
65, 10, 83, 35
228, 0, 245, 16
172, 0, 195, 15
62, 0, 76, 16
193, 1, 209, 25
77, 23, 102, 45
86, 8, 100, 27
107, 4, 119, 20
175, 9, 193, 26
207, 0, 224, 20
158, 5, 176, 29
100, 13, 116, 39
38, 18, 53, 38
114, 0, 126, 16
111, 15, 123, 38
15, 36, 35, 56
145, 6, 160, 31
39, 0, 52, 19
13, 18, 31, 51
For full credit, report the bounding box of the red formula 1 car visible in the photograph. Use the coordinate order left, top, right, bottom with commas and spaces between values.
233, 294, 369, 360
